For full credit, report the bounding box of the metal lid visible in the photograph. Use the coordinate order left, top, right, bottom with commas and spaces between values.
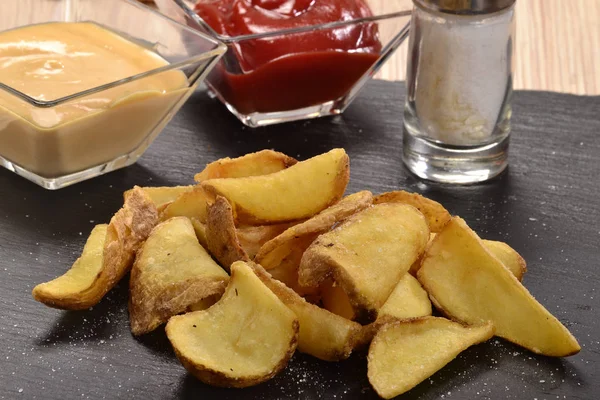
415, 0, 516, 14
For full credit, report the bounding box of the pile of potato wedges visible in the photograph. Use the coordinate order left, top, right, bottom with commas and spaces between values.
32, 148, 580, 399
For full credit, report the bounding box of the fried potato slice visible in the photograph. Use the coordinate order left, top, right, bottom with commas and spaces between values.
410, 234, 527, 281
266, 236, 321, 300
206, 196, 249, 271
202, 148, 350, 224
193, 218, 293, 260
255, 191, 373, 270
320, 280, 356, 320
125, 186, 193, 209
159, 185, 210, 223
166, 261, 298, 388
377, 273, 432, 320
322, 272, 431, 323
299, 203, 430, 320
368, 317, 494, 399
162, 151, 300, 223
254, 192, 373, 301
417, 217, 581, 357
482, 239, 527, 281
32, 224, 108, 309
373, 191, 451, 233
194, 149, 297, 182
237, 223, 296, 259
249, 263, 364, 361
129, 217, 229, 336
188, 295, 220, 312
33, 187, 158, 310
190, 218, 208, 249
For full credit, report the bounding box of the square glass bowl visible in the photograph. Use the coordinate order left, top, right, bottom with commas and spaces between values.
0, 0, 226, 189
155, 0, 411, 127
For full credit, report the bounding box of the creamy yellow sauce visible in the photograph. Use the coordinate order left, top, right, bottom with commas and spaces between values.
0, 22, 189, 177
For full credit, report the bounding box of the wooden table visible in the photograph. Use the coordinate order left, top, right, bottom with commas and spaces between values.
376, 0, 600, 96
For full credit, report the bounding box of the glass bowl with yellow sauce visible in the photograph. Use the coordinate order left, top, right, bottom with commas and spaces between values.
0, 0, 226, 189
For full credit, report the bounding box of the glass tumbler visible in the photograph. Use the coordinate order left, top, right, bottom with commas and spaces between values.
403, 0, 516, 184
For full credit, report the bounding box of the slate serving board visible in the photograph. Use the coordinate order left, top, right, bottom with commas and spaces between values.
1, 80, 599, 400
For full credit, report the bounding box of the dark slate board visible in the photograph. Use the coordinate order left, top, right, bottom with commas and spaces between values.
0, 80, 599, 400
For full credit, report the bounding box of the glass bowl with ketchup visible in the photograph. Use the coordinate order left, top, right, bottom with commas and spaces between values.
0, 0, 225, 189
155, 0, 411, 127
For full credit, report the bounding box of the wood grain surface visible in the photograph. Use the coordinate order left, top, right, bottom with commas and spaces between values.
374, 0, 600, 96
0, 81, 598, 399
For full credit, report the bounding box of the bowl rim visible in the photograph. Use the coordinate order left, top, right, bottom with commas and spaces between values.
168, 0, 412, 43
0, 0, 227, 108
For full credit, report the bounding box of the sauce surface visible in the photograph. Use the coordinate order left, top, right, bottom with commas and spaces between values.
194, 0, 381, 113
0, 22, 186, 127
0, 22, 189, 177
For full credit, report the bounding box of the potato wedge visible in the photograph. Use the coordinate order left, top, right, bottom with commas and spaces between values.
374, 191, 451, 233
166, 261, 298, 388
237, 223, 296, 259
417, 217, 580, 357
129, 217, 229, 336
202, 148, 350, 224
320, 280, 356, 320
299, 203, 429, 320
410, 234, 527, 281
368, 317, 494, 399
32, 224, 108, 309
194, 149, 297, 182
249, 263, 364, 361
33, 187, 158, 310
194, 218, 293, 260
323, 274, 431, 323
266, 236, 320, 300
125, 185, 193, 209
188, 295, 220, 312
159, 185, 210, 223
206, 196, 249, 271
190, 218, 208, 249
482, 239, 527, 281
377, 273, 432, 320
255, 191, 373, 270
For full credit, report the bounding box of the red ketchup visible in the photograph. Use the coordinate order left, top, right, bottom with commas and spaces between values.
194, 0, 382, 114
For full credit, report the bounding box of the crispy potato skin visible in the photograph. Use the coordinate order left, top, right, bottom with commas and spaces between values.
482, 239, 527, 281
373, 191, 451, 233
194, 150, 297, 182
33, 186, 157, 310
237, 223, 297, 259
131, 278, 227, 336
159, 186, 210, 223
171, 319, 299, 388
418, 217, 581, 357
266, 235, 321, 300
299, 203, 430, 322
103, 186, 158, 287
376, 274, 432, 320
32, 224, 108, 310
124, 186, 193, 209
206, 196, 249, 271
254, 191, 373, 269
410, 234, 528, 282
202, 149, 350, 224
367, 317, 495, 399
249, 262, 364, 361
166, 262, 299, 388
129, 217, 229, 336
